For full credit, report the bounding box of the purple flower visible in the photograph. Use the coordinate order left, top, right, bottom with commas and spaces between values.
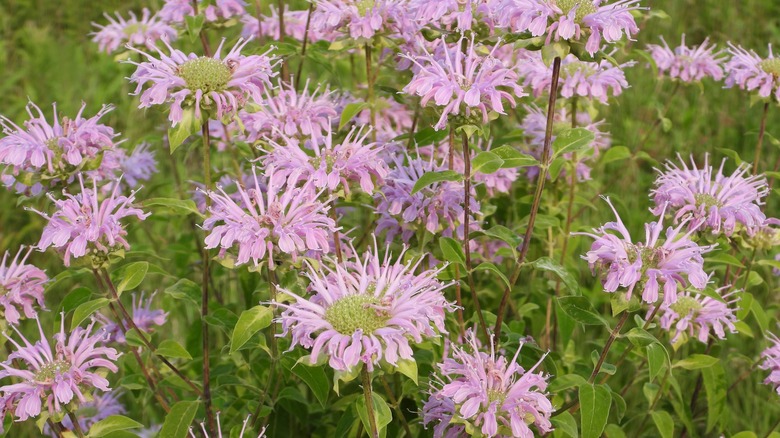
190, 414, 265, 437
518, 52, 633, 104
375, 154, 479, 243
421, 141, 519, 196
91, 9, 178, 54
242, 80, 338, 142
263, 125, 388, 194
200, 166, 337, 268
0, 247, 47, 325
117, 142, 158, 188
311, 0, 414, 40
725, 43, 780, 100
0, 316, 120, 422
126, 37, 278, 126
422, 330, 553, 437
578, 197, 713, 305
277, 240, 454, 372
48, 390, 125, 436
242, 5, 336, 42
100, 292, 168, 343
498, 0, 642, 55
354, 95, 414, 143
29, 175, 150, 267
761, 332, 780, 396
159, 0, 246, 24
647, 35, 725, 82
650, 287, 738, 344
651, 155, 769, 237
409, 0, 500, 32
402, 36, 525, 130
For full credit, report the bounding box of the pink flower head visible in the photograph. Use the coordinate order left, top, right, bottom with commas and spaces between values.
354, 95, 414, 143
0, 315, 120, 422
422, 329, 553, 437
242, 5, 336, 42
91, 9, 178, 54
647, 35, 725, 82
277, 240, 454, 372
0, 101, 120, 189
190, 413, 265, 437
263, 124, 388, 194
242, 80, 338, 142
499, 0, 642, 55
409, 0, 500, 32
100, 292, 168, 344
159, 0, 246, 24
118, 142, 158, 188
311, 0, 414, 40
0, 247, 47, 325
29, 175, 150, 266
725, 43, 780, 100
200, 166, 337, 268
402, 35, 525, 130
651, 155, 769, 237
650, 287, 738, 344
127, 37, 278, 126
375, 153, 479, 243
518, 52, 633, 104
761, 332, 780, 396
578, 197, 714, 305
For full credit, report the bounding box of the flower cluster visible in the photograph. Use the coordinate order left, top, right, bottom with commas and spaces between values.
30, 175, 150, 266
117, 143, 158, 188
422, 330, 553, 437
402, 36, 525, 130
725, 43, 780, 100
277, 241, 454, 372
311, 0, 413, 40
761, 332, 780, 396
100, 292, 168, 344
650, 287, 738, 344
0, 247, 47, 325
50, 391, 126, 435
651, 155, 769, 237
127, 37, 278, 126
409, 0, 500, 32
647, 35, 725, 82
242, 5, 336, 42
0, 316, 120, 422
159, 0, 246, 24
200, 167, 336, 268
579, 198, 713, 304
92, 9, 177, 54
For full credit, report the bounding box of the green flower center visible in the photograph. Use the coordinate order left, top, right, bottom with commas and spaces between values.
694, 193, 722, 210
35, 360, 71, 384
178, 57, 232, 94
669, 295, 702, 316
123, 23, 142, 36
325, 294, 390, 335
487, 389, 506, 405
556, 0, 597, 21
562, 62, 596, 78
356, 0, 375, 15
759, 58, 780, 77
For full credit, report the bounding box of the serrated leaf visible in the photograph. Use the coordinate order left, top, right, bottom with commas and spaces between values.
88, 415, 143, 437
553, 128, 596, 158
531, 257, 580, 295
339, 102, 369, 130
159, 400, 199, 438
411, 170, 462, 194
491, 145, 539, 168
556, 296, 606, 326
579, 383, 611, 438
472, 151, 504, 174
439, 237, 466, 266
674, 354, 719, 370
230, 305, 274, 353
156, 339, 192, 360
71, 298, 110, 331
651, 410, 674, 438
115, 262, 148, 295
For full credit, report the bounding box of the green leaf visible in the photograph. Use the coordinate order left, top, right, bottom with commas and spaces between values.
717, 148, 743, 165
705, 252, 744, 268
159, 400, 200, 438
164, 278, 201, 306
184, 14, 205, 43
71, 298, 110, 331
491, 145, 539, 168
604, 424, 627, 438
156, 340, 192, 360
88, 415, 143, 437
60, 287, 92, 313
471, 151, 504, 174
702, 362, 727, 433
167, 108, 202, 153
396, 358, 418, 385
541, 41, 570, 66
646, 343, 669, 382
474, 262, 511, 289
556, 296, 607, 326
124, 329, 145, 348
731, 432, 758, 438
115, 262, 148, 295
144, 198, 203, 217
651, 410, 674, 438
290, 361, 330, 408
339, 102, 369, 130
553, 128, 596, 158
229, 305, 274, 353
551, 411, 578, 438
674, 354, 719, 370
411, 170, 462, 194
439, 237, 466, 266
579, 383, 611, 438
530, 257, 580, 295
600, 146, 632, 165
355, 393, 392, 437
625, 328, 657, 348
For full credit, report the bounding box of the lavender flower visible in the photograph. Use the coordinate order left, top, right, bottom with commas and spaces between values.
262, 125, 388, 194
118, 143, 157, 188
101, 292, 168, 343
159, 0, 246, 24
422, 330, 553, 437
91, 9, 177, 54
498, 0, 642, 55
647, 35, 724, 82
578, 197, 713, 305
49, 391, 125, 436
242, 5, 336, 42
650, 287, 738, 344
354, 96, 414, 143
311, 0, 413, 40
422, 141, 519, 196
30, 175, 150, 267
190, 414, 265, 437
725, 43, 780, 100
277, 240, 454, 372
0, 316, 120, 421
200, 166, 337, 268
242, 80, 338, 142
761, 332, 780, 396
127, 37, 278, 126
518, 52, 633, 104
651, 155, 769, 237
0, 247, 47, 325
402, 36, 525, 130
409, 0, 500, 32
